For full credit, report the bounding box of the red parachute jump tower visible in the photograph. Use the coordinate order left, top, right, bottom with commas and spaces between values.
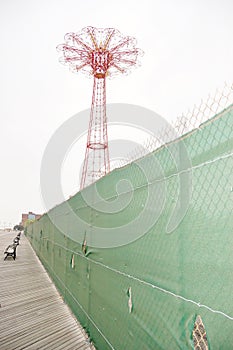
57, 26, 142, 189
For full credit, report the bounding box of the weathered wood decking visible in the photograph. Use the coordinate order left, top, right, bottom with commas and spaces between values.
0, 231, 95, 350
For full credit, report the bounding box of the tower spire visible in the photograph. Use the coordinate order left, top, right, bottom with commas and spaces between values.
57, 26, 143, 189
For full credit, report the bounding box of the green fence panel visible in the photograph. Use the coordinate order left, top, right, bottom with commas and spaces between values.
25, 104, 233, 349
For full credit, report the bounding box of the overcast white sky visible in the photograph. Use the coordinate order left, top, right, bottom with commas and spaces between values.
0, 0, 233, 227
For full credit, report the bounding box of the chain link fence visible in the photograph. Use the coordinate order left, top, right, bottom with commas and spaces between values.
116, 82, 233, 168
26, 82, 233, 349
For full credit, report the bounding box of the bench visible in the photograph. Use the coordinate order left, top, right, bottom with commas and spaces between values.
13, 237, 20, 245
4, 243, 17, 260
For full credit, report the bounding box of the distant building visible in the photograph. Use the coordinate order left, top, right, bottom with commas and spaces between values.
21, 212, 41, 227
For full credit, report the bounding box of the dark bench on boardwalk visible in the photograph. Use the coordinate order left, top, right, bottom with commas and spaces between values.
4, 243, 17, 260
13, 236, 20, 245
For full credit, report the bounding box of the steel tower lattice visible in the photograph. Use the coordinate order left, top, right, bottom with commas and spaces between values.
57, 26, 143, 189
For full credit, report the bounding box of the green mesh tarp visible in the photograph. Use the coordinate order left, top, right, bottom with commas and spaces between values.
26, 104, 233, 349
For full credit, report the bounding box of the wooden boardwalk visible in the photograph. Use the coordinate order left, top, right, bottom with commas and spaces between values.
0, 231, 95, 350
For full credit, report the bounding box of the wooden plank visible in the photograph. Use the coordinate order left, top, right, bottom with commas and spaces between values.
0, 231, 95, 350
